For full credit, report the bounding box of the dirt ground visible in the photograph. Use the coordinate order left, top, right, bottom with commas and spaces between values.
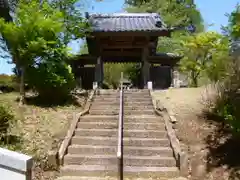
0, 92, 87, 180
152, 87, 240, 180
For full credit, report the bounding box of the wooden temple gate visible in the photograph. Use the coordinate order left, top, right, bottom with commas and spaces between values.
70, 13, 182, 89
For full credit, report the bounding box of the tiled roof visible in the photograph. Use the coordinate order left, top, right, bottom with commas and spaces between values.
88, 13, 168, 32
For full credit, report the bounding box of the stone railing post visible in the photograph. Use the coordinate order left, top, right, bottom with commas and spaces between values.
147, 81, 153, 90
0, 148, 33, 180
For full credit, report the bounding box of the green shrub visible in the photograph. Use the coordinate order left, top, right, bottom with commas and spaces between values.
26, 50, 76, 102
211, 61, 240, 133
0, 105, 14, 134
213, 90, 240, 133
0, 74, 18, 92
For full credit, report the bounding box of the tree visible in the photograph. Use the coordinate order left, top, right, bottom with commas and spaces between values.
26, 48, 75, 102
79, 42, 88, 54
0, 0, 12, 23
177, 31, 228, 87
126, 0, 203, 30
0, 0, 12, 53
125, 0, 204, 54
224, 4, 240, 39
50, 0, 89, 46
0, 0, 89, 104
0, 1, 65, 103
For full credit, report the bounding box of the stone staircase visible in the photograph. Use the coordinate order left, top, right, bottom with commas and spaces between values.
122, 89, 179, 179
56, 89, 179, 180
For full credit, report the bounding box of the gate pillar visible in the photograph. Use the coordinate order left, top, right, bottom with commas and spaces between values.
141, 46, 150, 88
94, 56, 103, 88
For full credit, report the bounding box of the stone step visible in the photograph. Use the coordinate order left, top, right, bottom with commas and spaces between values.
123, 166, 179, 179
77, 122, 118, 129
90, 106, 154, 111
64, 154, 117, 166
71, 136, 170, 147
125, 98, 152, 100
124, 102, 154, 105
74, 129, 167, 138
94, 96, 152, 100
60, 165, 179, 178
77, 122, 165, 130
124, 100, 153, 104
124, 156, 176, 167
124, 130, 167, 138
93, 98, 119, 101
95, 93, 150, 97
56, 177, 179, 180
93, 100, 152, 104
68, 145, 173, 157
89, 110, 156, 116
123, 122, 165, 130
80, 115, 161, 123
92, 101, 153, 106
68, 145, 116, 155
124, 110, 155, 115
89, 107, 119, 111
64, 154, 176, 167
97, 91, 149, 94
88, 112, 156, 116
60, 165, 117, 177
56, 176, 117, 180
124, 146, 174, 157
94, 96, 151, 100
74, 129, 117, 137
89, 110, 119, 115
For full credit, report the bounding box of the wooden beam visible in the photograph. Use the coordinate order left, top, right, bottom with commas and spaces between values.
90, 31, 171, 37
100, 44, 145, 49
101, 51, 140, 57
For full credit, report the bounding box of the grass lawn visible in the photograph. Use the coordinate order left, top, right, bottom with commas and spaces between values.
0, 92, 86, 180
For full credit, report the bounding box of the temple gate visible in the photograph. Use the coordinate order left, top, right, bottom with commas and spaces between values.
70, 13, 182, 89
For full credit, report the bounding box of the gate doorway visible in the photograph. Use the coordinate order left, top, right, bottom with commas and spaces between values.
150, 65, 172, 89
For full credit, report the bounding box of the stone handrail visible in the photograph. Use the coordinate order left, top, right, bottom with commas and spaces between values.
0, 147, 33, 180
58, 89, 96, 165
117, 72, 124, 180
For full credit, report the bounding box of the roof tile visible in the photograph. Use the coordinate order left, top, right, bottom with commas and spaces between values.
89, 13, 168, 32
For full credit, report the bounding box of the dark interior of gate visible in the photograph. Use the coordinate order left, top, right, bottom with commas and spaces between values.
70, 13, 182, 89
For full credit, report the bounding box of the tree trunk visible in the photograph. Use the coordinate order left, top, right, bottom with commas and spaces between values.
19, 66, 25, 105
190, 71, 198, 87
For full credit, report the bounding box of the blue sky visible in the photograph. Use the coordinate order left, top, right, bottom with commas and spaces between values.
0, 0, 239, 74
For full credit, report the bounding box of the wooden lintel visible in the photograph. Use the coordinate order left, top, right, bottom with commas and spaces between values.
101, 51, 140, 57
90, 31, 171, 37
101, 44, 146, 49
100, 42, 156, 49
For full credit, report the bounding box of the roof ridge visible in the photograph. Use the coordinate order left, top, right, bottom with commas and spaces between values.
90, 13, 160, 18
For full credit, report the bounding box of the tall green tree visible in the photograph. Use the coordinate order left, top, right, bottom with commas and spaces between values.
126, 0, 204, 53
224, 4, 240, 39
0, 0, 12, 22
0, 0, 12, 52
51, 0, 89, 46
0, 1, 66, 103
177, 31, 229, 87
